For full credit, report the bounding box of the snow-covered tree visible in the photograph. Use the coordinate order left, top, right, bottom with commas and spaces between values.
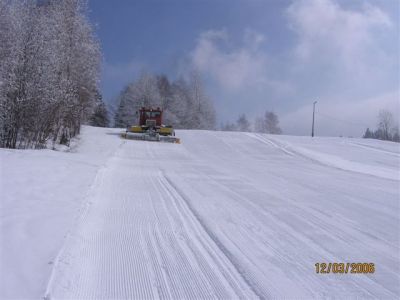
169, 78, 192, 128
186, 70, 216, 130
264, 111, 282, 134
114, 71, 216, 130
52, 0, 101, 145
157, 75, 183, 126
90, 96, 109, 128
377, 110, 393, 141
254, 111, 282, 134
157, 75, 171, 109
363, 128, 373, 139
114, 85, 136, 128
0, 0, 101, 149
0, 0, 38, 148
254, 117, 266, 133
392, 127, 400, 143
362, 111, 398, 143
220, 122, 237, 131
114, 72, 161, 128
236, 114, 250, 132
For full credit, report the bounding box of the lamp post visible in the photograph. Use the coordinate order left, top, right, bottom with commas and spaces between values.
311, 101, 317, 137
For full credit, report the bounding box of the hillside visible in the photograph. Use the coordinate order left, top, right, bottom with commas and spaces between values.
1, 126, 399, 299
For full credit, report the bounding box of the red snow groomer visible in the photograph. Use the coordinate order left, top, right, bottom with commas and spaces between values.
122, 107, 180, 143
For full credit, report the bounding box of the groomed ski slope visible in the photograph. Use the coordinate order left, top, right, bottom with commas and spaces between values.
42, 127, 399, 299
1, 126, 399, 299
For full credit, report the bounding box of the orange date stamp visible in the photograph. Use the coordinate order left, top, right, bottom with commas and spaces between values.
315, 263, 375, 274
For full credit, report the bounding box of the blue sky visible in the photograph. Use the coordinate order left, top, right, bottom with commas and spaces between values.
89, 0, 399, 136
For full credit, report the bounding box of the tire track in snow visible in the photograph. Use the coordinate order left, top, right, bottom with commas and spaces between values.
152, 174, 257, 299
160, 172, 267, 299
149, 177, 211, 299
247, 133, 295, 156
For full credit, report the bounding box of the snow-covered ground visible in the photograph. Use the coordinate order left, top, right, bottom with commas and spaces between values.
1, 126, 399, 299
0, 127, 123, 299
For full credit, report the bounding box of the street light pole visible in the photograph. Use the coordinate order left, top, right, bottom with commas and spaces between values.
311, 101, 317, 137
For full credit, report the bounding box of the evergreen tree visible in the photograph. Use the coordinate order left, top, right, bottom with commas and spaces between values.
391, 127, 400, 143
363, 128, 373, 139
254, 117, 266, 133
236, 114, 250, 132
221, 122, 237, 131
90, 100, 109, 128
114, 85, 135, 128
374, 128, 384, 140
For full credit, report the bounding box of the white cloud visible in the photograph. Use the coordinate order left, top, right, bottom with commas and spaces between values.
190, 29, 298, 123
181, 0, 397, 136
190, 28, 295, 124
280, 0, 398, 136
191, 29, 271, 92
287, 0, 392, 75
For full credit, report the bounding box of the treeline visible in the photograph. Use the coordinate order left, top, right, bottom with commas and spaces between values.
0, 0, 102, 149
221, 111, 282, 134
363, 110, 399, 142
114, 71, 216, 130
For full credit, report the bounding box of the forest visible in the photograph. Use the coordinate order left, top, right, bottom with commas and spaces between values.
0, 0, 101, 149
